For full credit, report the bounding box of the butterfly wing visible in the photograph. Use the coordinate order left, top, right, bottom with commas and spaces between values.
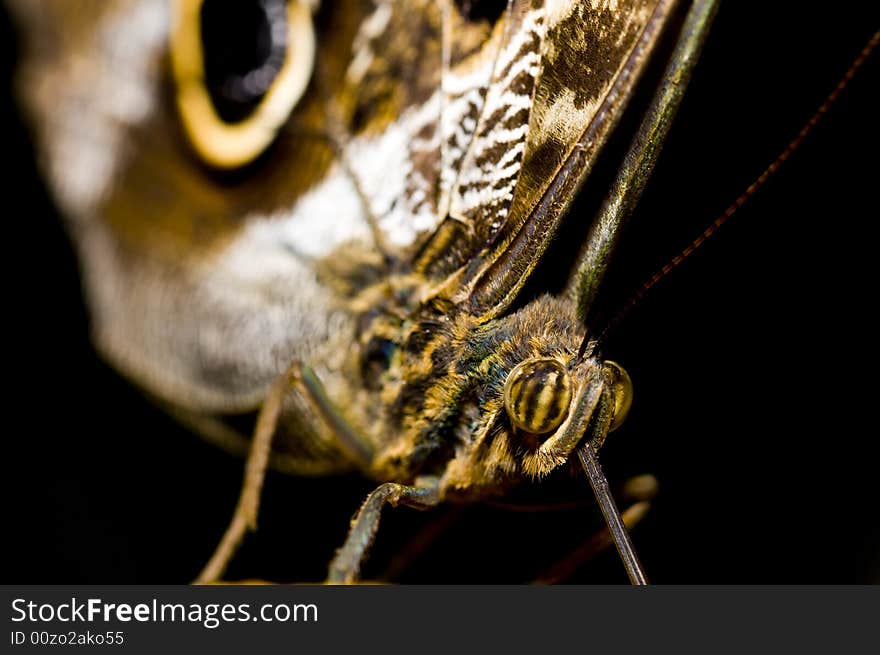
9, 0, 675, 415
413, 0, 677, 323
6, 0, 443, 412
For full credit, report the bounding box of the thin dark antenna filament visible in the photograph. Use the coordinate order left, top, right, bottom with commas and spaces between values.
600, 30, 879, 343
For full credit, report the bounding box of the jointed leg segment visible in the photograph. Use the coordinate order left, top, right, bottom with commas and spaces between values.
327, 481, 441, 584
195, 362, 374, 584
195, 370, 287, 584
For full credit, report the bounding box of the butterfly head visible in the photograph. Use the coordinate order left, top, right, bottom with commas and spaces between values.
503, 355, 631, 439
437, 295, 632, 494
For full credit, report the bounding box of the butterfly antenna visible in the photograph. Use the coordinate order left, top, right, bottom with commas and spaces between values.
572, 0, 721, 359
599, 29, 879, 344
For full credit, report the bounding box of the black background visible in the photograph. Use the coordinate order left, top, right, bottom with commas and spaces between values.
3, 2, 879, 584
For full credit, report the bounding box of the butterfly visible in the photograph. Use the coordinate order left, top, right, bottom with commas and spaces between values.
3, 0, 876, 584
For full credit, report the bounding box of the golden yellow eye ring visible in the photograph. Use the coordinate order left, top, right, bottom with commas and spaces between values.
171, 0, 315, 169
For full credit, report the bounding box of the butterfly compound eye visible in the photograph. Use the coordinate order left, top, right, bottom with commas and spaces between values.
503, 358, 573, 435
171, 0, 315, 168
603, 360, 633, 432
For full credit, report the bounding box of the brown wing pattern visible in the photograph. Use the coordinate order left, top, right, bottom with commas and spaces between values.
8, 0, 673, 415
404, 0, 676, 319
414, 0, 547, 278
461, 0, 677, 319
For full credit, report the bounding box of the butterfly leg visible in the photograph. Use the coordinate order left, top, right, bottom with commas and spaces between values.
327, 480, 441, 584
195, 362, 375, 584
194, 369, 288, 584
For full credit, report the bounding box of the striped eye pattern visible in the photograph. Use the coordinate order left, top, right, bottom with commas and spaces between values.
604, 360, 633, 432
503, 358, 573, 435
171, 0, 315, 169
